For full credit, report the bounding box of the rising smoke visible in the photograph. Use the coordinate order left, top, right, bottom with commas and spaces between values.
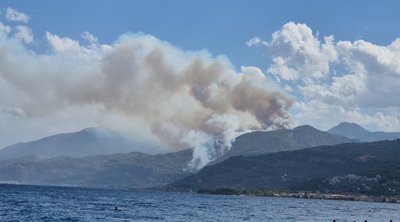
0, 32, 293, 169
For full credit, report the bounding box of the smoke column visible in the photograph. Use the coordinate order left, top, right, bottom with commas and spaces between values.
0, 32, 293, 169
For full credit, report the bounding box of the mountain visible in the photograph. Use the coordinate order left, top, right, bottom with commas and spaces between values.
328, 122, 400, 142
0, 149, 192, 188
0, 128, 164, 160
218, 125, 354, 162
0, 125, 355, 188
171, 140, 400, 196
0, 125, 350, 163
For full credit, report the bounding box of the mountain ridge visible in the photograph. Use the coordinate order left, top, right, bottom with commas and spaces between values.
0, 125, 357, 188
218, 124, 354, 162
328, 122, 400, 142
170, 139, 400, 196
0, 127, 165, 160
0, 149, 193, 188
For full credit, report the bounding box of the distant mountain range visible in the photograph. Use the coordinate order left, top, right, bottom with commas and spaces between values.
171, 140, 400, 196
327, 122, 400, 142
0, 149, 192, 188
0, 125, 356, 188
0, 122, 399, 190
0, 128, 164, 160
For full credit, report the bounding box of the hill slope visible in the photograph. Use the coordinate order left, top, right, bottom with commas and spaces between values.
219, 125, 354, 162
0, 149, 192, 188
0, 128, 164, 160
172, 140, 400, 196
0, 126, 356, 188
328, 122, 400, 142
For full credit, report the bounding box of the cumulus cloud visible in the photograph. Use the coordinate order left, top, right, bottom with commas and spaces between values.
14, 25, 33, 43
81, 31, 98, 45
46, 31, 111, 60
267, 22, 338, 81
46, 31, 81, 52
6, 7, 30, 23
294, 101, 400, 132
246, 36, 266, 47
0, 31, 293, 169
258, 22, 400, 131
0, 22, 11, 34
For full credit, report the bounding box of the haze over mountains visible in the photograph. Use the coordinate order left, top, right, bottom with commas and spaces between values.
0, 122, 399, 191
170, 123, 400, 195
0, 150, 192, 188
215, 125, 353, 163
327, 122, 400, 142
0, 128, 164, 160
0, 124, 357, 188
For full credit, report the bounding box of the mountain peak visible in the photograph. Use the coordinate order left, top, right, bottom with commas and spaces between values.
337, 122, 367, 130
328, 122, 400, 142
215, 125, 352, 163
328, 122, 370, 136
293, 125, 318, 131
0, 127, 165, 160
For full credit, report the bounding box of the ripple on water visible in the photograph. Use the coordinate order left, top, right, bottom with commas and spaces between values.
1, 185, 400, 222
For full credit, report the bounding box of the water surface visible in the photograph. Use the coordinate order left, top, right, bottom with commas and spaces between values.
0, 184, 399, 221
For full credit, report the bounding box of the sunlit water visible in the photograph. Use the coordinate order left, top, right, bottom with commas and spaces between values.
0, 184, 399, 221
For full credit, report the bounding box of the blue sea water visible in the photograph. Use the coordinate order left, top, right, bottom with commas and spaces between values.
0, 184, 399, 222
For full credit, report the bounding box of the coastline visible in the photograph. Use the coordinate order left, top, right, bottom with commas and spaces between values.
3, 182, 400, 204
197, 188, 400, 204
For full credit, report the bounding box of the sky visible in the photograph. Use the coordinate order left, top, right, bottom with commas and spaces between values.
0, 0, 400, 152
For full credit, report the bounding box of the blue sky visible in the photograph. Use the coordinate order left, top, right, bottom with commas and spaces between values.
0, 1, 400, 150
3, 0, 400, 69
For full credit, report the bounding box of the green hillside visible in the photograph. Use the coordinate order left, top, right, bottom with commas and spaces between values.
172, 140, 400, 196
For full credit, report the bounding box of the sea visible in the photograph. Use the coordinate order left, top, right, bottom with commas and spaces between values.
0, 184, 399, 222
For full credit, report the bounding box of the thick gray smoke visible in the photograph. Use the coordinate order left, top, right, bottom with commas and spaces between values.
0, 32, 293, 169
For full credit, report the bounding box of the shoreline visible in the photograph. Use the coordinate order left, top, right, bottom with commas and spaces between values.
197, 188, 400, 204
3, 183, 400, 204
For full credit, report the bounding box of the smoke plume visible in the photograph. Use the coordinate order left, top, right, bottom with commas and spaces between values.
0, 32, 293, 169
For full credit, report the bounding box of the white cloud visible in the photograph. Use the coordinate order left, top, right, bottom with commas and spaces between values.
6, 7, 30, 23
267, 22, 338, 81
246, 36, 267, 47
46, 32, 81, 52
294, 101, 400, 132
46, 32, 111, 59
283, 85, 293, 92
263, 22, 400, 131
0, 22, 11, 34
336, 39, 400, 108
14, 25, 33, 43
81, 31, 98, 45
